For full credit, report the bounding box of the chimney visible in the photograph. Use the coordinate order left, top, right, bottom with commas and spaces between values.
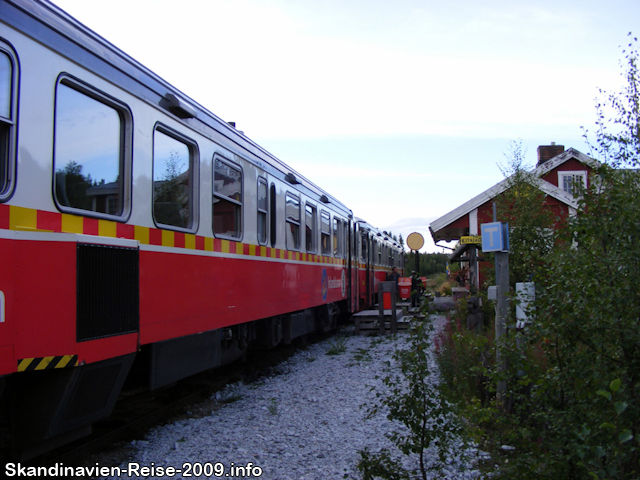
537, 142, 564, 166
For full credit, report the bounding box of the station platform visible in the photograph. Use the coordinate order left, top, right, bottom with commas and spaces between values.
352, 308, 408, 335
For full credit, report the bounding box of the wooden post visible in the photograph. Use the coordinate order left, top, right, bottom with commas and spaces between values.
495, 251, 509, 403
470, 245, 477, 293
493, 202, 508, 405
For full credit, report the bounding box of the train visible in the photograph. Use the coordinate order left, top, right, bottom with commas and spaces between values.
0, 0, 403, 459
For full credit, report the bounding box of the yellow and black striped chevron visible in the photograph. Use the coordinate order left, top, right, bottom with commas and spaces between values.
17, 355, 78, 372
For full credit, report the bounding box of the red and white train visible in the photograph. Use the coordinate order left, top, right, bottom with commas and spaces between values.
0, 0, 403, 458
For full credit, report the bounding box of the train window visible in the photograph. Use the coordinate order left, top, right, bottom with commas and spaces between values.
213, 157, 242, 238
305, 203, 317, 253
54, 79, 131, 217
333, 218, 341, 258
320, 210, 331, 256
344, 222, 349, 259
371, 240, 377, 265
285, 192, 300, 250
153, 126, 197, 229
0, 46, 16, 200
257, 177, 268, 245
360, 234, 367, 262
270, 183, 277, 247
352, 225, 357, 257
0, 53, 10, 118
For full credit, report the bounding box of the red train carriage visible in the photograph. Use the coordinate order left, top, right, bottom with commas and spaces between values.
0, 0, 402, 458
353, 219, 403, 310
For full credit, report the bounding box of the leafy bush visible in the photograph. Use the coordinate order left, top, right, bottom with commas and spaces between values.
438, 280, 454, 297
358, 319, 462, 479
433, 34, 640, 479
434, 303, 493, 407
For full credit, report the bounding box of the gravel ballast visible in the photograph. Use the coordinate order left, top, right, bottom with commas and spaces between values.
98, 315, 486, 480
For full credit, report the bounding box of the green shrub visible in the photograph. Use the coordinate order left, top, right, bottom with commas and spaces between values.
434, 37, 640, 478
438, 280, 454, 297
358, 320, 461, 479
434, 307, 492, 407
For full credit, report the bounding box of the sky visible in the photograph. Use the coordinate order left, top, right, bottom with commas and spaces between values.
50, 0, 640, 252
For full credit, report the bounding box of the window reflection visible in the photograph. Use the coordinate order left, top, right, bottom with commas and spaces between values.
305, 203, 316, 253
54, 82, 123, 215
213, 158, 242, 238
285, 193, 300, 250
153, 129, 192, 228
0, 50, 12, 195
0, 52, 11, 119
321, 211, 331, 255
257, 178, 267, 244
333, 218, 341, 257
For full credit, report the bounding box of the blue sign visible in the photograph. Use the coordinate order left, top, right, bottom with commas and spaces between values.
502, 222, 510, 251
481, 222, 509, 252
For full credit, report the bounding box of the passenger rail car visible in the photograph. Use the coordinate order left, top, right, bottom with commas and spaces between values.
0, 0, 403, 458
354, 219, 402, 309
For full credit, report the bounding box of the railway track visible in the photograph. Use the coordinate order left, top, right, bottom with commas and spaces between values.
24, 332, 338, 470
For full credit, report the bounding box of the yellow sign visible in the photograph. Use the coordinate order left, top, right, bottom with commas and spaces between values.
461, 235, 482, 245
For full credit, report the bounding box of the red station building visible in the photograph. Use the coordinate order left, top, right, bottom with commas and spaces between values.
429, 144, 599, 290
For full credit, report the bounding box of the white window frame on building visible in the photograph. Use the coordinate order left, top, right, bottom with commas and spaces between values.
558, 170, 587, 196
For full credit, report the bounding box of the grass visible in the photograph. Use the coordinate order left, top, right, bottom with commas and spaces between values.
351, 347, 372, 363
268, 398, 278, 415
325, 337, 347, 356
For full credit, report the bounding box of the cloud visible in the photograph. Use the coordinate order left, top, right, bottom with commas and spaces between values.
53, 0, 623, 143
289, 161, 499, 182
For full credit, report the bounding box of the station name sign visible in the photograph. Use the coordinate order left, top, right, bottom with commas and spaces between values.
460, 235, 482, 245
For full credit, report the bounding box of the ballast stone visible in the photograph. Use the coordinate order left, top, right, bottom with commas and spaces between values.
97, 316, 485, 480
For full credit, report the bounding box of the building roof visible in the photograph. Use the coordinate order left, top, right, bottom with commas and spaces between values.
429, 148, 599, 243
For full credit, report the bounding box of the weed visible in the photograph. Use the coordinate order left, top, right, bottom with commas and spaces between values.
325, 337, 347, 356
352, 347, 372, 363
268, 398, 278, 415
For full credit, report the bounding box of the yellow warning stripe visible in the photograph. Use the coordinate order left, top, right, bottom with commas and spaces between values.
5, 206, 365, 370
2, 204, 347, 266
17, 355, 78, 372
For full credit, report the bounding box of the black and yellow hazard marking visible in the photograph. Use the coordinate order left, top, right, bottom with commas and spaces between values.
17, 355, 78, 372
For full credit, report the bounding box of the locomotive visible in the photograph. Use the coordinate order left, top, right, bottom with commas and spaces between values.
0, 0, 403, 458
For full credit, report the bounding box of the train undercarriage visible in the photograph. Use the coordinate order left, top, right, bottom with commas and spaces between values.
0, 301, 343, 461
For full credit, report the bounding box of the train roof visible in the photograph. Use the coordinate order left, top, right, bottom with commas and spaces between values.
2, 0, 352, 218
354, 217, 400, 249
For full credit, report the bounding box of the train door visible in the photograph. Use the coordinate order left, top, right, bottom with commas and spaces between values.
357, 226, 370, 310
371, 238, 379, 307
367, 234, 376, 308
349, 221, 359, 312
345, 220, 353, 312
364, 232, 373, 308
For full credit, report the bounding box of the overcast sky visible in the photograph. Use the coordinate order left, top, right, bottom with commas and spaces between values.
51, 0, 639, 251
